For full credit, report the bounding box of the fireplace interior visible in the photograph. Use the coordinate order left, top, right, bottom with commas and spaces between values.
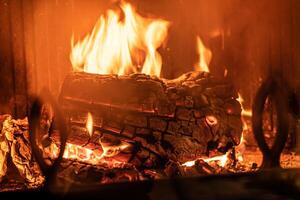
0, 0, 300, 199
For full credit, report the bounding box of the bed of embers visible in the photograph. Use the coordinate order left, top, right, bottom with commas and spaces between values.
0, 88, 299, 192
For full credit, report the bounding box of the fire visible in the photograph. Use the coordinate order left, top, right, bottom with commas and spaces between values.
86, 112, 93, 137
237, 93, 252, 118
194, 36, 212, 72
236, 93, 252, 162
236, 132, 245, 162
182, 152, 229, 167
183, 93, 252, 168
47, 139, 130, 166
70, 1, 169, 77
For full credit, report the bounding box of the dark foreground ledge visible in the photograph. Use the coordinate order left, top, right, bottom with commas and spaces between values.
0, 168, 299, 200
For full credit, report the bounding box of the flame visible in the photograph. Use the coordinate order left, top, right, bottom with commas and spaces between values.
47, 140, 130, 166
236, 132, 245, 162
70, 1, 169, 77
237, 93, 252, 118
86, 112, 93, 137
182, 152, 229, 167
237, 93, 252, 135
236, 93, 252, 162
194, 36, 212, 72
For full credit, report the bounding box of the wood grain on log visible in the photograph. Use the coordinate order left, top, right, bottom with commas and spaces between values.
58, 71, 243, 168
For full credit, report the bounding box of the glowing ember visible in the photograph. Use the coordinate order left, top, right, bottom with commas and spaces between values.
47, 140, 130, 166
86, 112, 93, 137
194, 36, 212, 72
205, 115, 218, 126
183, 93, 251, 168
182, 152, 229, 167
70, 1, 169, 77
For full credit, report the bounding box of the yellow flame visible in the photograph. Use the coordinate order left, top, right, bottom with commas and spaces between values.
237, 93, 252, 118
236, 93, 252, 162
236, 132, 245, 162
86, 112, 93, 137
70, 1, 169, 77
48, 141, 130, 166
237, 93, 252, 139
194, 36, 212, 72
182, 152, 229, 167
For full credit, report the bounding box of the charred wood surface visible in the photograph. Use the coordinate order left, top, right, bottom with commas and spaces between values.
59, 71, 243, 168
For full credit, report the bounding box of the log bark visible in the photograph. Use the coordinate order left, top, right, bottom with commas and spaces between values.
58, 71, 243, 168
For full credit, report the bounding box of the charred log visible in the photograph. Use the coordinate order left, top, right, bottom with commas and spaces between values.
58, 71, 243, 168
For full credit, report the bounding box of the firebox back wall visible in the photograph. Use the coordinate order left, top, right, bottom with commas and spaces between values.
0, 0, 300, 118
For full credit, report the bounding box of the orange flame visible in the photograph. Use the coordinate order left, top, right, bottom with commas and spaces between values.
182, 152, 229, 167
237, 93, 252, 135
70, 1, 169, 77
194, 36, 212, 72
236, 132, 245, 162
48, 141, 130, 166
86, 112, 93, 137
236, 93, 252, 162
237, 93, 252, 118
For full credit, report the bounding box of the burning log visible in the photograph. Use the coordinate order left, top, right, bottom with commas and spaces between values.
57, 71, 243, 169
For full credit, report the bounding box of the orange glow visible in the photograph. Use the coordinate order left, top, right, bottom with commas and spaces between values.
70, 1, 169, 77
47, 143, 99, 164
182, 152, 229, 167
237, 93, 252, 118
236, 132, 245, 162
205, 115, 218, 126
236, 93, 252, 162
237, 93, 252, 137
47, 140, 130, 166
194, 36, 212, 72
86, 112, 93, 137
224, 68, 228, 77
183, 93, 251, 167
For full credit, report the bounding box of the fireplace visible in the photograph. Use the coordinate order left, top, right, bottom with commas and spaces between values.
0, 0, 299, 199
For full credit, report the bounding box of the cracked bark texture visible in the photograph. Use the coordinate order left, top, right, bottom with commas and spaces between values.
59, 71, 243, 168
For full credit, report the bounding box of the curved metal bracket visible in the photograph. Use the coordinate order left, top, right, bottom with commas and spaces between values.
252, 76, 290, 168
28, 88, 68, 187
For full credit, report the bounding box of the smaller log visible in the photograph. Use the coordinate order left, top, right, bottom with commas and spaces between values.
56, 159, 143, 185
195, 159, 216, 174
